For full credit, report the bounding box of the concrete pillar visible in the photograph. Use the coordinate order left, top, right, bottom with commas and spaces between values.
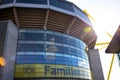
0, 20, 18, 80
88, 49, 104, 80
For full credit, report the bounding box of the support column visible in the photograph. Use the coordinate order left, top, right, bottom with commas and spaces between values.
88, 49, 104, 80
0, 20, 18, 80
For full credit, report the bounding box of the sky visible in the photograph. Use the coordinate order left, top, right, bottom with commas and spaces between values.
67, 0, 120, 80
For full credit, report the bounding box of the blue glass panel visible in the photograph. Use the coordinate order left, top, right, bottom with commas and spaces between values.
0, 0, 13, 4
56, 56, 64, 60
16, 59, 46, 64
46, 34, 64, 44
69, 47, 77, 56
46, 34, 55, 42
57, 45, 69, 54
56, 53, 63, 57
16, 55, 45, 60
16, 0, 47, 4
50, 0, 74, 12
17, 43, 44, 51
45, 60, 56, 64
16, 60, 24, 64
18, 33, 44, 41
68, 37, 77, 46
35, 52, 46, 55
55, 35, 63, 43
62, 36, 68, 44
17, 52, 24, 55
24, 52, 35, 55
16, 29, 90, 70
56, 60, 65, 65
72, 62, 78, 66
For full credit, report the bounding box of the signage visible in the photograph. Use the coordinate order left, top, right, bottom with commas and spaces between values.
15, 64, 91, 79
24, 64, 35, 74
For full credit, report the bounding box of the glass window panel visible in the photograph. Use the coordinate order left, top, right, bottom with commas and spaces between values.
16, 0, 47, 4
54, 31, 62, 36
55, 56, 64, 61
55, 53, 63, 57
68, 36, 76, 46
17, 43, 44, 51
62, 37, 68, 44
24, 52, 35, 55
17, 60, 45, 64
69, 47, 77, 56
72, 55, 78, 59
72, 62, 78, 66
46, 30, 54, 34
46, 34, 55, 42
33, 60, 46, 64
56, 60, 65, 65
45, 60, 55, 64
17, 29, 90, 72
16, 60, 24, 64
35, 52, 46, 55
58, 46, 69, 54
45, 52, 56, 60
16, 55, 24, 60
17, 52, 24, 55
17, 55, 44, 60
19, 33, 44, 41
46, 45, 58, 53
64, 54, 71, 58
49, 0, 74, 12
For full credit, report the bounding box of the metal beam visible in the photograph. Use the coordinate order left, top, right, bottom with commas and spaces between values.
84, 34, 97, 49
65, 17, 76, 34
107, 54, 115, 80
13, 7, 20, 27
43, 9, 49, 30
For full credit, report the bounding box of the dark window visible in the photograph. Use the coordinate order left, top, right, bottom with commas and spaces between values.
58, 45, 69, 54
16, 0, 47, 4
68, 37, 76, 46
16, 55, 45, 60
69, 48, 77, 56
17, 43, 44, 51
1, 0, 13, 4
18, 33, 44, 41
50, 0, 74, 12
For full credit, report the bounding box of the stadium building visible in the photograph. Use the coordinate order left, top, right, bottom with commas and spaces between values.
0, 0, 104, 80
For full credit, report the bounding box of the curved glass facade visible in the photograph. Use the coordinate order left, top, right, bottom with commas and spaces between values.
15, 29, 91, 80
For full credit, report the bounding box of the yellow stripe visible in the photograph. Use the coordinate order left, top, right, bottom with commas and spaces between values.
15, 64, 91, 79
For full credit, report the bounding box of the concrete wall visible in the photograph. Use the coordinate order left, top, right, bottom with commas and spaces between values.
0, 20, 18, 80
88, 49, 104, 80
0, 21, 7, 56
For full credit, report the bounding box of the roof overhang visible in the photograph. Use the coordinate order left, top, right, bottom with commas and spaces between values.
106, 26, 120, 53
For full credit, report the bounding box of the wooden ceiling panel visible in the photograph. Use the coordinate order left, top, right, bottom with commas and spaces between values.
17, 8, 46, 28
0, 8, 15, 24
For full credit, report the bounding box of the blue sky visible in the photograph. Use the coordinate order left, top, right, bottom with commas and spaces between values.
67, 0, 120, 80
